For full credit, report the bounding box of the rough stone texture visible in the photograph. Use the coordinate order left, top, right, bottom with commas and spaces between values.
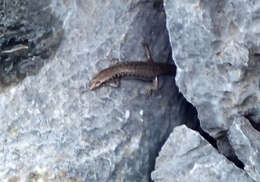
165, 0, 260, 132
0, 0, 193, 181
0, 0, 63, 86
228, 117, 260, 181
163, 0, 260, 181
151, 125, 254, 182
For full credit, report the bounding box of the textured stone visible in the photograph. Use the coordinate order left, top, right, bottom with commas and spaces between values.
0, 0, 192, 181
0, 0, 63, 86
164, 0, 260, 181
228, 117, 260, 181
165, 0, 260, 133
151, 125, 254, 182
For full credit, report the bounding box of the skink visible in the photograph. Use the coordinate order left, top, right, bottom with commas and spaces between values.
89, 44, 176, 91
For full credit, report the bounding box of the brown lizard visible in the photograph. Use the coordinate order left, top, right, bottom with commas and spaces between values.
89, 43, 176, 92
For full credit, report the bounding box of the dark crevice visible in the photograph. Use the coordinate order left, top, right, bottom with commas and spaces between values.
227, 156, 245, 169
196, 126, 218, 149
181, 96, 218, 149
176, 92, 245, 170
173, 85, 219, 150
215, 132, 245, 169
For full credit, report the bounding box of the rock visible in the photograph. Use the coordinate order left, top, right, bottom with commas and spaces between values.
228, 117, 260, 181
0, 0, 63, 86
151, 125, 254, 182
164, 0, 260, 133
164, 0, 260, 180
0, 0, 194, 181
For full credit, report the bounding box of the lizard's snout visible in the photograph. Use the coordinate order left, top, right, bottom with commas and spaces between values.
89, 79, 101, 90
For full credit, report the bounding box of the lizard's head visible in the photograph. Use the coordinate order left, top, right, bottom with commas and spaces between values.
89, 71, 109, 90
89, 68, 112, 90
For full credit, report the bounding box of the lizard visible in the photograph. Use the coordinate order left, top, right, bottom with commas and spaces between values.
89, 43, 176, 93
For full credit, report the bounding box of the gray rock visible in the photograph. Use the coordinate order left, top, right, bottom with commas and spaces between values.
151, 125, 254, 182
0, 0, 192, 181
228, 117, 260, 181
165, 0, 260, 133
164, 0, 260, 180
0, 0, 63, 86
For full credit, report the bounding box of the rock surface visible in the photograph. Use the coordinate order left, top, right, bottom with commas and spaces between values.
0, 0, 194, 181
163, 0, 260, 181
165, 0, 260, 132
3, 0, 260, 181
0, 0, 63, 86
151, 125, 254, 182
